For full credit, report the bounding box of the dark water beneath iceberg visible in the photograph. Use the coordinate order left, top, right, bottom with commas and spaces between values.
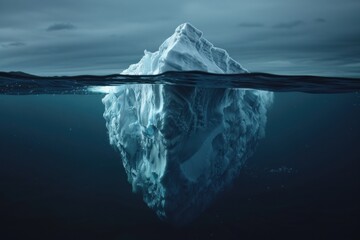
0, 71, 360, 240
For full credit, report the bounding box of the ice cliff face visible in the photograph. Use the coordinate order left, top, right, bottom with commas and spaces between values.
102, 23, 273, 225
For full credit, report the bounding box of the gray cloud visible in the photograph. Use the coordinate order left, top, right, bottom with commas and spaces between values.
314, 18, 326, 23
1, 42, 26, 48
46, 23, 76, 31
0, 0, 359, 76
273, 20, 305, 29
238, 22, 265, 28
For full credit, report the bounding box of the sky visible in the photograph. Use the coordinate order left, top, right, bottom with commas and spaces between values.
0, 0, 359, 76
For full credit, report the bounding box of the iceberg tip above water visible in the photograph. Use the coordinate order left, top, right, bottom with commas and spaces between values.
102, 23, 273, 225
122, 22, 248, 75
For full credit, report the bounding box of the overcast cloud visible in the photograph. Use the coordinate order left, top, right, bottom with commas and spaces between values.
46, 23, 76, 32
0, 0, 359, 76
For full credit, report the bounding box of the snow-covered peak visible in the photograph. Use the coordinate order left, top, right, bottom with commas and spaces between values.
171, 22, 203, 45
122, 23, 248, 75
174, 22, 201, 38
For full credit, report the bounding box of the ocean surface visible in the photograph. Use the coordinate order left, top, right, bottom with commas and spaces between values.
0, 71, 360, 240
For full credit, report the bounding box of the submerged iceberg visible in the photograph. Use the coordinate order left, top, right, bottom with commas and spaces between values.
102, 23, 273, 224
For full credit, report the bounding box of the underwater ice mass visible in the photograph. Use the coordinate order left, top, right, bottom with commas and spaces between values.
102, 23, 274, 224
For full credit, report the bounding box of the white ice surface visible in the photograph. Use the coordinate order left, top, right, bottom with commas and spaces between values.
122, 23, 248, 75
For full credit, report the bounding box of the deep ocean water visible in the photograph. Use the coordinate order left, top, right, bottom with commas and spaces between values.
0, 75, 359, 239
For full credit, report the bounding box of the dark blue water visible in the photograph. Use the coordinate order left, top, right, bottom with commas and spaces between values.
1, 71, 360, 94
0, 72, 359, 239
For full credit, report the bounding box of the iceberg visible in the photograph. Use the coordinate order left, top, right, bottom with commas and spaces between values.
102, 23, 273, 224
